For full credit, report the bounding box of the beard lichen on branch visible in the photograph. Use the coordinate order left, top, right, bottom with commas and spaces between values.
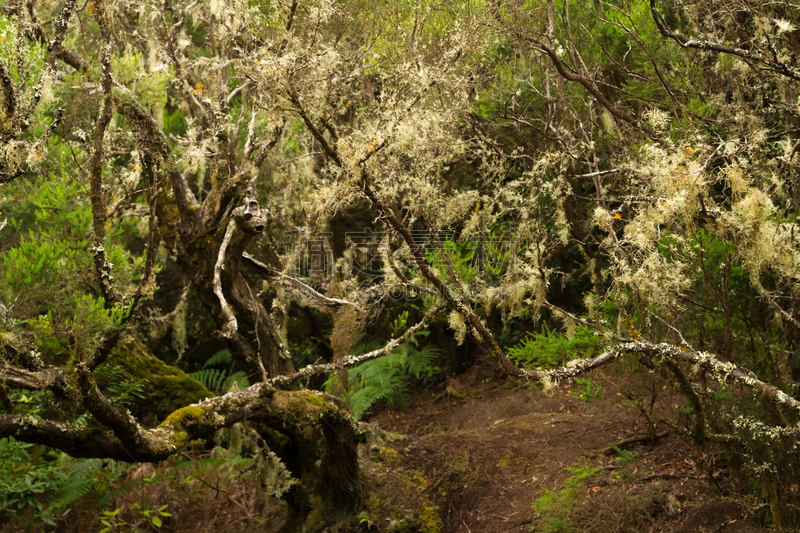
2, 0, 800, 527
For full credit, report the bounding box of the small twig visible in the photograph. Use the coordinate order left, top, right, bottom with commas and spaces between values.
649, 310, 694, 350
572, 168, 619, 178
751, 275, 800, 330
242, 252, 364, 314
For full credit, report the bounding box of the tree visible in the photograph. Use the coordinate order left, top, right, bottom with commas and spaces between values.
1, 0, 800, 529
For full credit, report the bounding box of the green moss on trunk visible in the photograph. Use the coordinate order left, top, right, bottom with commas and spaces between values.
104, 335, 213, 425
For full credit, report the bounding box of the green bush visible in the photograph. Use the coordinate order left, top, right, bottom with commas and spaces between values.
0, 437, 125, 527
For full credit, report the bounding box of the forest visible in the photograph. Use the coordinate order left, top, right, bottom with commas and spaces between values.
1, 0, 800, 531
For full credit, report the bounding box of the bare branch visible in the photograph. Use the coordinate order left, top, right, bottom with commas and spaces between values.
0, 415, 133, 460
288, 89, 342, 166
0, 61, 17, 138
514, 341, 800, 420
358, 176, 516, 372
750, 275, 800, 331
0, 361, 69, 392
226, 79, 251, 104
242, 106, 257, 159
46, 0, 78, 69
113, 97, 199, 224
88, 177, 162, 370
214, 220, 239, 339
537, 42, 640, 127
572, 168, 619, 178
649, 0, 800, 81
242, 252, 365, 314
5, 380, 361, 485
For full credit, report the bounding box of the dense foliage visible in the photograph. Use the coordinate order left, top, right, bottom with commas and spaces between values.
1, 0, 800, 529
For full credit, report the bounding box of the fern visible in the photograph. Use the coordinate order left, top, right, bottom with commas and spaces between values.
96, 474, 144, 509
326, 312, 441, 420
507, 324, 605, 370
190, 368, 227, 392
0, 437, 123, 527
348, 358, 409, 419
190, 350, 249, 394
204, 349, 233, 367
96, 364, 147, 409
221, 371, 248, 392
45, 458, 104, 514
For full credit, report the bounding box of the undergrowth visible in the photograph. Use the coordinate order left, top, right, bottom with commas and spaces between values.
0, 364, 147, 527
0, 437, 127, 527
531, 461, 602, 533
531, 449, 679, 533
508, 324, 605, 370
190, 349, 249, 394
326, 311, 441, 420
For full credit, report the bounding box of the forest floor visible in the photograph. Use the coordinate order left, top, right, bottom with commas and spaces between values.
16, 362, 770, 533
365, 362, 767, 533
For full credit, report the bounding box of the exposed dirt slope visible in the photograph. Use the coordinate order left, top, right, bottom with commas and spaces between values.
368, 363, 767, 533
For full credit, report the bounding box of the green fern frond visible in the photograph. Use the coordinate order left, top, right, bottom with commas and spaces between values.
189, 368, 226, 392
96, 476, 141, 508
507, 325, 604, 370
348, 379, 405, 420
204, 349, 233, 368
335, 320, 441, 420
222, 371, 249, 393
405, 347, 439, 379
49, 458, 102, 509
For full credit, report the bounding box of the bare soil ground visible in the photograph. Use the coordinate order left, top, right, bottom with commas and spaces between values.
366, 362, 768, 533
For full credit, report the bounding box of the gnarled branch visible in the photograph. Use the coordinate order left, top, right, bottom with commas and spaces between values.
242, 252, 365, 315
267, 303, 443, 387
214, 220, 239, 339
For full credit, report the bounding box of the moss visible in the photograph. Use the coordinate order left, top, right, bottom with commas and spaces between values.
360, 444, 448, 533
377, 447, 400, 465
158, 405, 207, 429
303, 494, 328, 531
496, 454, 512, 470
105, 335, 213, 425
406, 469, 428, 495
365, 492, 383, 515
156, 405, 213, 449
417, 506, 442, 533
300, 391, 328, 410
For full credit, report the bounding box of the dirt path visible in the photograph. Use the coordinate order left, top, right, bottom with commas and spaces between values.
369, 364, 767, 533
